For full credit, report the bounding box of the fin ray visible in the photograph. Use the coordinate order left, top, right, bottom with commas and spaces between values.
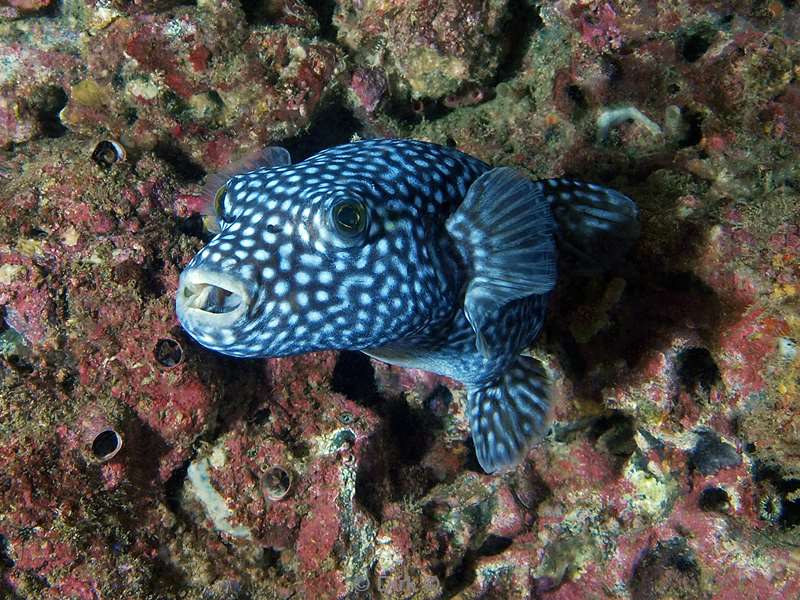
468, 356, 551, 473
539, 178, 639, 270
198, 146, 292, 218
446, 168, 557, 354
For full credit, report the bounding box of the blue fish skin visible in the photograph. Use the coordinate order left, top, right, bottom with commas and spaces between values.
176, 138, 639, 473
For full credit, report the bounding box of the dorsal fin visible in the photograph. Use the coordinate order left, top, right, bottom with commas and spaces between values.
198, 146, 291, 217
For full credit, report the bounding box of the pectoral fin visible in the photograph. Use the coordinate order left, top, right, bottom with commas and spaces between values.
446, 167, 557, 355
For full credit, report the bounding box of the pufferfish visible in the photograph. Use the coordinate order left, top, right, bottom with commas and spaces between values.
176, 138, 639, 473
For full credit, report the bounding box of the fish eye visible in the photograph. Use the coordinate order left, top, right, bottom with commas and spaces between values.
215, 185, 234, 224
331, 200, 367, 236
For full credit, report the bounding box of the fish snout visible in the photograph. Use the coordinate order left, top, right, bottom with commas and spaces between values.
176, 269, 251, 329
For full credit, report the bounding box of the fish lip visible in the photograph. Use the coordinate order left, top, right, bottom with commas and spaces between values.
176, 269, 251, 329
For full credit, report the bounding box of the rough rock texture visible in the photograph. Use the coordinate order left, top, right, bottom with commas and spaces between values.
1, 0, 341, 169
1, 0, 799, 598
336, 0, 512, 101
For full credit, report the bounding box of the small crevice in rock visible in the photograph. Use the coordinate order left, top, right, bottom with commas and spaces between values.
690, 430, 740, 476
494, 0, 544, 84
0, 533, 14, 568
176, 214, 211, 243
698, 486, 730, 513
676, 347, 721, 396
307, 0, 337, 39
331, 351, 380, 407
678, 23, 716, 63
477, 534, 513, 557
630, 538, 704, 600
240, 0, 271, 26
279, 99, 364, 162
677, 109, 704, 148
32, 85, 68, 138
590, 411, 638, 463
153, 141, 206, 183
164, 459, 191, 515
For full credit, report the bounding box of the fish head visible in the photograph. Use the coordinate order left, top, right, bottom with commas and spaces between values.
176, 167, 450, 358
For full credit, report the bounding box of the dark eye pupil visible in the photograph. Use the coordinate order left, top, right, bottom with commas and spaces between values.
336, 204, 361, 230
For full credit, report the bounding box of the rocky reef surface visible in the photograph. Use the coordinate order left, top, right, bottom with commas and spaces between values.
1, 0, 798, 598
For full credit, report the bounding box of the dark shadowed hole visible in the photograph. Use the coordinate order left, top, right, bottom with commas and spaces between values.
677, 347, 721, 394
262, 547, 281, 568
677, 110, 704, 148
92, 430, 122, 460
566, 84, 588, 112
154, 338, 183, 368
177, 214, 212, 242
477, 535, 513, 556
164, 460, 191, 514
699, 487, 730, 512
331, 351, 380, 406
678, 23, 716, 63
153, 141, 206, 182
690, 429, 740, 476
354, 439, 386, 521
780, 480, 800, 528
307, 0, 336, 39
443, 553, 477, 594
280, 100, 364, 162
248, 407, 271, 426
495, 0, 544, 84
33, 85, 68, 138
463, 438, 484, 474
601, 55, 624, 84
140, 257, 167, 299
240, 0, 270, 25
384, 398, 431, 466
590, 411, 637, 466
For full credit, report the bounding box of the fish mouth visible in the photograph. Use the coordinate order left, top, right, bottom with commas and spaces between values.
177, 269, 250, 328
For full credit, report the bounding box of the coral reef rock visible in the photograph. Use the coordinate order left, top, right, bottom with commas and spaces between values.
1, 0, 799, 598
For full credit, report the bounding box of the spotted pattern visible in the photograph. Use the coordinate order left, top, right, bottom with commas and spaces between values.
177, 138, 639, 474
467, 355, 550, 472
179, 138, 488, 359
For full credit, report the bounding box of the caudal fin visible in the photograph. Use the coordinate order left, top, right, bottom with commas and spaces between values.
537, 178, 639, 270
467, 356, 551, 473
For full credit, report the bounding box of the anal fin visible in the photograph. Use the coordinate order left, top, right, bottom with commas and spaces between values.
467, 356, 551, 473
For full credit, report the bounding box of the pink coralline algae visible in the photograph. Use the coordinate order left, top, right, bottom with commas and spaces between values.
2, 0, 800, 598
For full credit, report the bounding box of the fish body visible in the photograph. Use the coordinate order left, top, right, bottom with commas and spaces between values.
177, 139, 639, 472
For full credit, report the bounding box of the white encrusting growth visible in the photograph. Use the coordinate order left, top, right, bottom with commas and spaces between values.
596, 105, 662, 142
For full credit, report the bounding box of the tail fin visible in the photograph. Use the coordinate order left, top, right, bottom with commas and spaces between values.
538, 178, 639, 270
467, 356, 551, 473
